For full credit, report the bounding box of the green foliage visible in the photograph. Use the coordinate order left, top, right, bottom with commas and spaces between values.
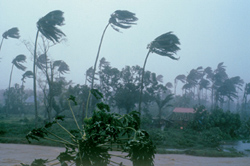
24, 93, 156, 166
189, 105, 210, 131
200, 127, 222, 147
109, 10, 138, 32
210, 108, 241, 138
125, 130, 155, 166
189, 106, 241, 140
37, 10, 65, 43
4, 84, 27, 114
91, 89, 104, 100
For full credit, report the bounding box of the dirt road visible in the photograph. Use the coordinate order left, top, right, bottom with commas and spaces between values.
1, 143, 250, 166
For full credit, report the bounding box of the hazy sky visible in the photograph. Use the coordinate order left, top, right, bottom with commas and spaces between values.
1, 0, 250, 93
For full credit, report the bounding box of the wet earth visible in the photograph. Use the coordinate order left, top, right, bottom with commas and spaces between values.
1, 143, 250, 166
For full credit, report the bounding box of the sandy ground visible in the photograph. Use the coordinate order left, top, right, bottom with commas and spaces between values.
1, 143, 250, 166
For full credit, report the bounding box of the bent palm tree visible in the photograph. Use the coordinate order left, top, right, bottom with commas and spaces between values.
174, 74, 186, 95
9, 54, 26, 88
139, 32, 180, 114
7, 54, 26, 116
22, 70, 33, 86
90, 10, 138, 90
86, 10, 138, 116
0, 27, 20, 54
33, 10, 66, 125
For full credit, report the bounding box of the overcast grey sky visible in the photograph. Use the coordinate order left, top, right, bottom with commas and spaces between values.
1, 0, 250, 93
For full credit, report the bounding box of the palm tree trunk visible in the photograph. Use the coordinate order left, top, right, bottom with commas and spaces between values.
86, 23, 110, 117
139, 50, 151, 115
174, 82, 177, 96
0, 38, 4, 53
33, 30, 39, 127
91, 23, 110, 90
7, 64, 14, 116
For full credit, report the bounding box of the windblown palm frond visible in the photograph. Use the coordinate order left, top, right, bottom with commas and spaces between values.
22, 70, 33, 82
53, 60, 69, 74
37, 10, 65, 43
166, 82, 173, 88
148, 32, 180, 60
175, 74, 186, 84
12, 54, 26, 71
37, 54, 49, 70
199, 78, 210, 90
109, 10, 138, 32
2, 27, 20, 39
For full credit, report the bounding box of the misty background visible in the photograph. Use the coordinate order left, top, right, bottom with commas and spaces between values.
1, 0, 250, 96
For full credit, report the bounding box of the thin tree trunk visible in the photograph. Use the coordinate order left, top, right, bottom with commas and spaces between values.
86, 23, 110, 117
7, 64, 14, 116
0, 38, 4, 53
139, 50, 151, 115
33, 30, 39, 127
174, 82, 177, 96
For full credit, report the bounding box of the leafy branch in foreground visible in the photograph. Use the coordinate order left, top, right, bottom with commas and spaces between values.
24, 91, 155, 166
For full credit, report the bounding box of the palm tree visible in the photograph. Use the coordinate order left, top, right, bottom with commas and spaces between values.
243, 83, 250, 111
166, 82, 173, 89
212, 62, 228, 108
139, 32, 180, 114
90, 10, 138, 90
7, 54, 26, 116
53, 60, 70, 76
198, 78, 210, 104
155, 92, 174, 122
217, 76, 243, 110
186, 67, 203, 96
9, 54, 26, 89
21, 70, 33, 86
86, 10, 138, 115
174, 74, 186, 95
33, 10, 65, 125
0, 27, 20, 53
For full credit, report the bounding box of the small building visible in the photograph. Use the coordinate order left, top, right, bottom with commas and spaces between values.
168, 107, 195, 127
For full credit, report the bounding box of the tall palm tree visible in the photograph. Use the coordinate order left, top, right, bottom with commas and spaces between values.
212, 62, 228, 108
198, 78, 210, 104
243, 83, 250, 111
90, 10, 138, 90
86, 10, 138, 115
7, 54, 26, 116
174, 74, 186, 95
217, 76, 243, 110
0, 27, 20, 54
33, 10, 65, 125
139, 32, 180, 114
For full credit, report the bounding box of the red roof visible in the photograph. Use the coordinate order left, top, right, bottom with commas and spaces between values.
173, 107, 195, 113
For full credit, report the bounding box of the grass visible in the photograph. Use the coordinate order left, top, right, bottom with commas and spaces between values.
0, 114, 78, 147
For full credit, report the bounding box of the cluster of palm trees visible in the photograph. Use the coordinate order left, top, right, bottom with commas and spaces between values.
171, 62, 244, 110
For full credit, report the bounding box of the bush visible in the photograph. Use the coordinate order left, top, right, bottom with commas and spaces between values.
201, 127, 222, 147
189, 106, 241, 139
